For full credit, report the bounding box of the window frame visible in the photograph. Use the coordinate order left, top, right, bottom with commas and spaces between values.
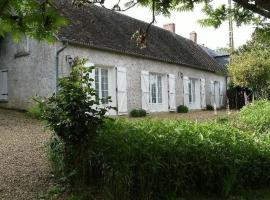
94, 67, 109, 104
149, 73, 163, 104
188, 78, 196, 104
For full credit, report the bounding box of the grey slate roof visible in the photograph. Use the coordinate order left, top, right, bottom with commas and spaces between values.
200, 45, 230, 66
55, 1, 225, 73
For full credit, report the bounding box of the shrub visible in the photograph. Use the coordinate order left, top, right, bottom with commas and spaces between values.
27, 98, 46, 119
206, 104, 214, 110
46, 136, 65, 178
42, 58, 112, 185
87, 119, 270, 199
239, 100, 270, 133
130, 109, 147, 117
177, 105, 188, 113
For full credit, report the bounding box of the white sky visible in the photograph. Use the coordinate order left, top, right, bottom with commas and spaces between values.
105, 0, 255, 50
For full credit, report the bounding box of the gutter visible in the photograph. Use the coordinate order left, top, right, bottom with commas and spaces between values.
56, 41, 68, 93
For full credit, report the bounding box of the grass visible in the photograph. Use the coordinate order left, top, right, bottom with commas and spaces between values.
145, 109, 238, 122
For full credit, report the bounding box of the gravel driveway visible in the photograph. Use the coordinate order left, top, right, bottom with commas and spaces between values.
0, 108, 51, 200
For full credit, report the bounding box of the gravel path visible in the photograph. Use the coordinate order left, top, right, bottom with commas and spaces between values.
0, 109, 51, 200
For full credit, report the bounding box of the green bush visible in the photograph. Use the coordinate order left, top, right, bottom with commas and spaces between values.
46, 136, 65, 178
177, 105, 188, 113
239, 100, 270, 133
206, 104, 214, 111
130, 109, 147, 117
27, 98, 46, 119
42, 58, 112, 186
87, 119, 270, 199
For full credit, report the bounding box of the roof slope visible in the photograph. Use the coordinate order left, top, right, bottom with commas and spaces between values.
200, 45, 230, 66
55, 1, 225, 72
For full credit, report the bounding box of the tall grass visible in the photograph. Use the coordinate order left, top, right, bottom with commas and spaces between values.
89, 118, 270, 199
47, 100, 270, 199
239, 100, 270, 133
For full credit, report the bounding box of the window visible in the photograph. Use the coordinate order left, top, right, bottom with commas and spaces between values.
188, 78, 196, 103
150, 73, 162, 104
95, 68, 109, 104
15, 36, 30, 57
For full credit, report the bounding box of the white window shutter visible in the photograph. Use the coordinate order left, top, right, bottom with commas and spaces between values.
210, 81, 215, 106
200, 78, 206, 109
168, 74, 176, 111
117, 67, 128, 115
183, 76, 189, 106
141, 71, 150, 112
0, 70, 8, 101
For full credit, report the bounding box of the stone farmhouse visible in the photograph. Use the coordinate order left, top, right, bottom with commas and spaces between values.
0, 2, 227, 115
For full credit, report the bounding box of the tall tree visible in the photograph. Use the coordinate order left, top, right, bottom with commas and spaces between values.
229, 26, 270, 99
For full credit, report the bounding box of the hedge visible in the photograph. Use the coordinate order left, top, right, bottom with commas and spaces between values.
87, 119, 270, 199
239, 100, 270, 133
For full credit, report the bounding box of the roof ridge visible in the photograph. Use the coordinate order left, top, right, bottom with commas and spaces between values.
56, 1, 226, 73
83, 4, 194, 42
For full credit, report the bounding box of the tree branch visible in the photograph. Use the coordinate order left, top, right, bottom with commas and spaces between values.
233, 0, 270, 18
0, 0, 9, 16
145, 1, 156, 35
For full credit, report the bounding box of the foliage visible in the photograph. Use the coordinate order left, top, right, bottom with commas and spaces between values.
42, 58, 112, 185
227, 82, 252, 110
130, 108, 147, 117
87, 118, 270, 199
198, 2, 260, 28
177, 105, 188, 113
239, 100, 270, 133
229, 48, 270, 99
46, 136, 65, 178
74, 0, 270, 20
27, 105, 43, 119
206, 104, 214, 111
2, 0, 269, 44
0, 0, 67, 41
26, 97, 46, 119
229, 25, 270, 100
48, 100, 270, 199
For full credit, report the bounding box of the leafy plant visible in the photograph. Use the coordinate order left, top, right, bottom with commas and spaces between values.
177, 105, 189, 113
130, 109, 147, 117
42, 58, 112, 185
206, 104, 214, 110
27, 105, 43, 119
88, 118, 270, 199
27, 97, 46, 119
239, 100, 270, 133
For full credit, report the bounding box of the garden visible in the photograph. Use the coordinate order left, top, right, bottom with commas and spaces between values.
34, 59, 270, 200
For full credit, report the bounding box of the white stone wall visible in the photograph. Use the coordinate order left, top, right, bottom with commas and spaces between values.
0, 36, 57, 109
59, 43, 227, 112
0, 38, 226, 112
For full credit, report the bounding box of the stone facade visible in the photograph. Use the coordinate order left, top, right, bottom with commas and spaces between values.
0, 36, 57, 109
0, 37, 226, 113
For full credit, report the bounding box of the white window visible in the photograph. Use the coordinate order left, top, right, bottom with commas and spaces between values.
150, 73, 162, 104
95, 68, 109, 104
188, 78, 196, 103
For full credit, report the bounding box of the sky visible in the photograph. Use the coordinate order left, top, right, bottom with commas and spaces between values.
105, 0, 255, 50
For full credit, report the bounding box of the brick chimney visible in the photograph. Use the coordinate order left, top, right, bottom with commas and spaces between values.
190, 31, 197, 43
163, 23, 175, 33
